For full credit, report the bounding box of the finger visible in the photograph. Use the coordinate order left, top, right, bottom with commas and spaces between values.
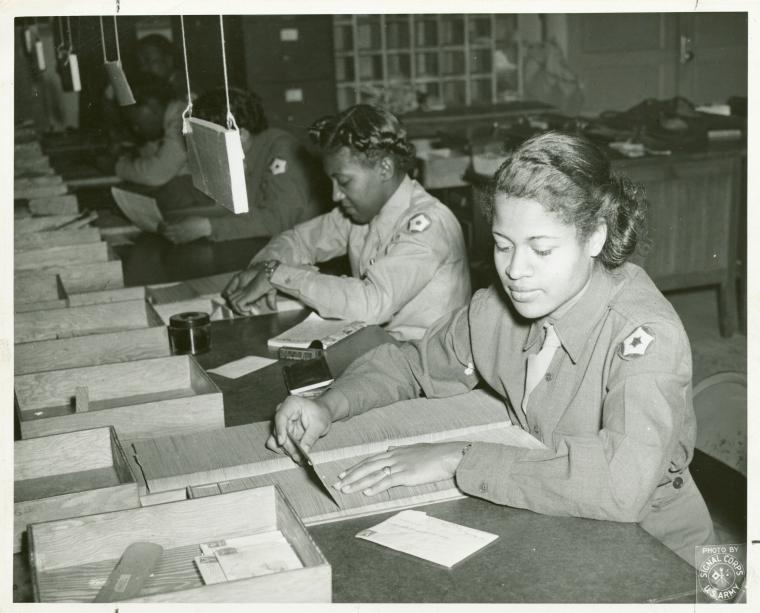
265, 289, 277, 311
335, 457, 394, 490
265, 433, 285, 454
299, 425, 323, 454
222, 275, 240, 297
337, 452, 393, 480
339, 466, 397, 495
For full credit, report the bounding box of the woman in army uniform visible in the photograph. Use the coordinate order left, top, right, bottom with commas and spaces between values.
266, 131, 714, 565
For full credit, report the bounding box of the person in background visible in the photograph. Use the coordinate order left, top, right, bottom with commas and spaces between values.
113, 73, 188, 187
266, 131, 715, 565
222, 104, 471, 341
135, 34, 187, 102
160, 87, 327, 243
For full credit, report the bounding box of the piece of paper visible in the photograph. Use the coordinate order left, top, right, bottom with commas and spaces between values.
356, 510, 498, 568
207, 355, 277, 379
201, 531, 302, 581
111, 187, 163, 233
267, 312, 367, 349
193, 555, 226, 585
152, 296, 234, 325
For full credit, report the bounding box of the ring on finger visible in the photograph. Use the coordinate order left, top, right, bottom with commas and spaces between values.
382, 465, 392, 478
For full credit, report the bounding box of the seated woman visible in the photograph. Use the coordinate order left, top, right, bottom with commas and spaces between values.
222, 104, 471, 341
160, 87, 328, 243
266, 131, 715, 565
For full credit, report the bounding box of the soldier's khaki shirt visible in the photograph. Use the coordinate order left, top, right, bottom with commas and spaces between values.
251, 176, 471, 340
321, 262, 714, 563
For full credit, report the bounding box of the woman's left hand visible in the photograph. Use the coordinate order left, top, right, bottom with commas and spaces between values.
333, 441, 468, 497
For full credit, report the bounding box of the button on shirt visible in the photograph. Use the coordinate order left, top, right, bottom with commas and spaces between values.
250, 176, 471, 340
319, 263, 714, 563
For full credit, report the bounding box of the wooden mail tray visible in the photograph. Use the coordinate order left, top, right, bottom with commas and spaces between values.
29, 487, 331, 603
14, 242, 111, 272
15, 355, 224, 442
14, 227, 101, 251
15, 286, 147, 313
14, 299, 161, 343
15, 260, 124, 304
14, 427, 138, 554
14, 326, 170, 375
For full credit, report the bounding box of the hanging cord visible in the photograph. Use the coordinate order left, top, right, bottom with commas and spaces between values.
56, 16, 66, 57
99, 16, 107, 62
180, 15, 193, 122
113, 16, 122, 63
219, 15, 237, 130
66, 16, 74, 54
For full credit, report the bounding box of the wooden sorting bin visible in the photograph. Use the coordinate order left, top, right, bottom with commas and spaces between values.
15, 355, 224, 441
14, 242, 111, 272
29, 486, 332, 603
15, 260, 125, 304
14, 325, 170, 375
14, 227, 101, 251
14, 427, 139, 554
14, 298, 161, 343
15, 286, 147, 313
27, 194, 79, 216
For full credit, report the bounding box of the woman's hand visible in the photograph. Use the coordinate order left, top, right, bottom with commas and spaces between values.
160, 216, 212, 244
333, 441, 468, 497
222, 265, 276, 314
265, 395, 334, 462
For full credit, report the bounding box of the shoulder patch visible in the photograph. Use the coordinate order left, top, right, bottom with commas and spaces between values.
408, 213, 431, 233
269, 158, 287, 175
618, 325, 655, 359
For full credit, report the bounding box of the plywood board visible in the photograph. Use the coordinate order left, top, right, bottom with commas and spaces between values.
131, 390, 545, 523
15, 355, 223, 442
14, 427, 138, 553
14, 227, 101, 251
14, 184, 69, 201
14, 298, 161, 343
29, 487, 331, 603
15, 214, 79, 234
14, 326, 170, 375
28, 194, 79, 216
185, 117, 248, 214
14, 242, 110, 271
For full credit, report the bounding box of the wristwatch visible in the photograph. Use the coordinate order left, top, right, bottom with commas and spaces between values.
263, 259, 281, 281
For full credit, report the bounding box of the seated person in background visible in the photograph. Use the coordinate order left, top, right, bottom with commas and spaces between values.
223, 104, 471, 341
135, 33, 188, 102
266, 132, 715, 565
113, 74, 188, 187
160, 87, 327, 243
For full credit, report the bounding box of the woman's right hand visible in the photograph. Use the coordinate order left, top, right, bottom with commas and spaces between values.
222, 266, 277, 314
265, 396, 333, 462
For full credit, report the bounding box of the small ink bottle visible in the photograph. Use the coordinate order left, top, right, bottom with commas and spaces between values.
168, 311, 211, 355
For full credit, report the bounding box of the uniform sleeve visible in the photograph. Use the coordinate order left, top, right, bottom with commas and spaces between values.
115, 104, 187, 187
267, 208, 455, 324
320, 300, 481, 419
208, 139, 319, 241
249, 207, 351, 266
455, 320, 691, 523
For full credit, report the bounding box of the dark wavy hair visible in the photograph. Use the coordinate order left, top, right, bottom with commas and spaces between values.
484, 131, 648, 269
308, 104, 416, 174
193, 87, 268, 135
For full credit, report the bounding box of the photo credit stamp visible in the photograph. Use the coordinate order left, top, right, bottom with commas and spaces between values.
696, 543, 746, 603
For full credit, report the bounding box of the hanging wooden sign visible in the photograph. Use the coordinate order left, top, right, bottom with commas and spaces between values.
105, 61, 135, 106
34, 39, 46, 71
184, 117, 249, 214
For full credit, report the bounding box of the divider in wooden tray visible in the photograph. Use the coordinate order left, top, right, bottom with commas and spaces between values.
14, 241, 111, 271
27, 193, 79, 216
15, 355, 224, 442
14, 298, 161, 343
15, 286, 146, 313
14, 426, 139, 554
29, 486, 331, 603
14, 226, 101, 251
14, 326, 170, 375
130, 390, 545, 519
15, 260, 124, 304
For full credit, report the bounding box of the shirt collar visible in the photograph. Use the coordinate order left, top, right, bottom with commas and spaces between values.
369, 175, 414, 241
522, 263, 617, 363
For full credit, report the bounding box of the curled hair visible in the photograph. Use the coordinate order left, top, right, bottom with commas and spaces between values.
193, 87, 268, 135
486, 131, 648, 269
308, 104, 416, 174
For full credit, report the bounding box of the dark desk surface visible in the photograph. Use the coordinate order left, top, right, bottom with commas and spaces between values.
12, 229, 698, 604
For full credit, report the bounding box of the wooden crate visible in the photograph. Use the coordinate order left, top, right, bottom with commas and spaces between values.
15, 260, 124, 304
15, 355, 224, 442
14, 242, 111, 271
15, 298, 161, 343
14, 227, 101, 251
27, 194, 79, 216
14, 427, 139, 554
15, 286, 147, 313
29, 486, 331, 603
14, 326, 170, 375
